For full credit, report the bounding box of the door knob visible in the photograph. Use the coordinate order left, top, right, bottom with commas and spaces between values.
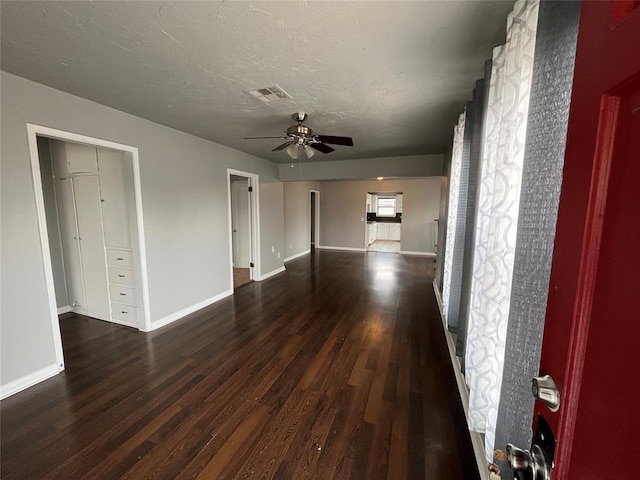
506, 444, 531, 471
506, 444, 550, 480
532, 375, 560, 412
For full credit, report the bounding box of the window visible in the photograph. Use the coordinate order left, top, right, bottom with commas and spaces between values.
377, 197, 396, 217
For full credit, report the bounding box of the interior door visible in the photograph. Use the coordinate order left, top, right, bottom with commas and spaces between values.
534, 3, 640, 478
73, 175, 111, 321
55, 177, 86, 309
231, 179, 250, 268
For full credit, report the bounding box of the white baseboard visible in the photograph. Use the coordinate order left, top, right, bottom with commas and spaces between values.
399, 250, 437, 258
107, 317, 138, 329
433, 280, 488, 480
259, 266, 286, 281
318, 246, 366, 252
284, 249, 310, 263
0, 363, 62, 400
57, 305, 71, 315
151, 289, 233, 331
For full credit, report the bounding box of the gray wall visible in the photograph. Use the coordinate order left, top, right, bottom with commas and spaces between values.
278, 154, 443, 181
37, 137, 69, 309
259, 182, 285, 275
319, 178, 441, 253
284, 181, 321, 260
0, 71, 283, 389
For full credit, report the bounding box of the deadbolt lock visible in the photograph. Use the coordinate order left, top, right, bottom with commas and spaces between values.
532, 375, 560, 412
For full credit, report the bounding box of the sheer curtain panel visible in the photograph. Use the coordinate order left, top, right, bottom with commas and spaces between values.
463, 0, 540, 459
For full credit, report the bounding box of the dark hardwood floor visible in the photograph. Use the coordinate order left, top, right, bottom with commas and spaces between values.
233, 268, 252, 289
1, 250, 478, 479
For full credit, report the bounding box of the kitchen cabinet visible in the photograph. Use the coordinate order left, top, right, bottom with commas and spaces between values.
367, 223, 377, 245
377, 223, 390, 239
390, 224, 401, 240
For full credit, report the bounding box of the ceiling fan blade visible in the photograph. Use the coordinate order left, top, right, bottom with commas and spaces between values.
272, 141, 294, 152
316, 135, 353, 146
310, 143, 335, 154
244, 136, 288, 140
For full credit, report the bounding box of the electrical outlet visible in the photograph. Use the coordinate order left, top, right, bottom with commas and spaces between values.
271, 246, 275, 253
289, 244, 292, 250
277, 252, 281, 259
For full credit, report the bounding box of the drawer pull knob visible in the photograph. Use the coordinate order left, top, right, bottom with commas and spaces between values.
117, 257, 124, 261
118, 274, 125, 277
120, 293, 126, 296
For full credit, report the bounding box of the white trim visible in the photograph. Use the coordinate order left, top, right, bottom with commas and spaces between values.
259, 266, 286, 281
284, 249, 310, 263
26, 124, 152, 335
0, 364, 61, 400
103, 317, 138, 329
310, 190, 320, 250
399, 250, 437, 258
57, 306, 71, 315
26, 126, 66, 371
227, 169, 261, 291
433, 280, 488, 480
317, 246, 366, 252
151, 289, 233, 331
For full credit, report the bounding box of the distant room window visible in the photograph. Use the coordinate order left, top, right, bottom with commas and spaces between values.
377, 197, 396, 217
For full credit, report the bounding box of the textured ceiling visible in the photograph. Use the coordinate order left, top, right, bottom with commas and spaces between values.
1, 1, 513, 164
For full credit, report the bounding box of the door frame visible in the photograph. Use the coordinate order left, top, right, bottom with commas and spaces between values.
230, 177, 251, 268
309, 190, 320, 250
535, 3, 640, 478
26, 124, 152, 370
226, 169, 260, 289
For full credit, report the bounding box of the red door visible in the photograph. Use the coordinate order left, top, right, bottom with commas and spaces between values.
537, 2, 640, 478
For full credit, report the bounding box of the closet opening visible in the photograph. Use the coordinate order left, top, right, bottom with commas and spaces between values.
27, 125, 150, 370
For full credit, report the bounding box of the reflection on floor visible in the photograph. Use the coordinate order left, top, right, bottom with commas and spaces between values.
0, 251, 477, 479
367, 240, 400, 253
233, 267, 251, 289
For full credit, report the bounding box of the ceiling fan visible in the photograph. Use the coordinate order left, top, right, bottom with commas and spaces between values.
244, 112, 354, 160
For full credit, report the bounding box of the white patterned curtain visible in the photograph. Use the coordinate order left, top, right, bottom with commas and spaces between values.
463, 0, 539, 459
442, 112, 466, 325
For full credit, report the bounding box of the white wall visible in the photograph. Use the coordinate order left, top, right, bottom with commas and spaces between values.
278, 154, 443, 181
319, 178, 441, 253
284, 181, 321, 260
0, 71, 283, 392
259, 182, 285, 276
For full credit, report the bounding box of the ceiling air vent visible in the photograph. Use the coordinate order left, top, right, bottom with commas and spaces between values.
245, 85, 292, 103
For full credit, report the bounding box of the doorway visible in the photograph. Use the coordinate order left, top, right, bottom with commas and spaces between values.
27, 124, 151, 371
310, 190, 319, 252
365, 192, 403, 253
227, 169, 259, 290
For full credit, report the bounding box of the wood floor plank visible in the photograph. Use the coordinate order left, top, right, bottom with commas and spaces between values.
0, 251, 479, 479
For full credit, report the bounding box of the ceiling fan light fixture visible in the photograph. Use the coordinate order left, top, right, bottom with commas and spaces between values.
286, 143, 299, 159
304, 145, 316, 159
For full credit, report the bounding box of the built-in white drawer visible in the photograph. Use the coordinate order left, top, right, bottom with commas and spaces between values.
108, 267, 135, 287
109, 284, 137, 305
111, 303, 138, 325
106, 249, 133, 268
